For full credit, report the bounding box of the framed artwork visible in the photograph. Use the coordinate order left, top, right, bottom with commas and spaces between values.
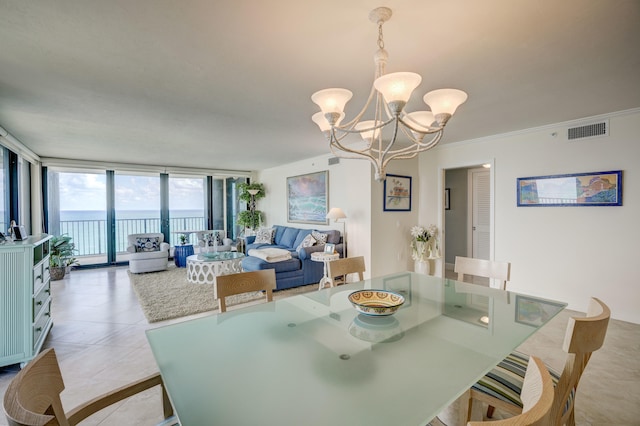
287, 171, 329, 224
445, 188, 451, 210
515, 295, 565, 327
324, 243, 335, 254
383, 174, 412, 211
517, 170, 622, 207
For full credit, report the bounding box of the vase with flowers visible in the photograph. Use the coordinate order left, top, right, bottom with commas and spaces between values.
410, 224, 439, 274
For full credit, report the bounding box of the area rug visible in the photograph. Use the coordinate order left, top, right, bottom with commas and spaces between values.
129, 266, 317, 323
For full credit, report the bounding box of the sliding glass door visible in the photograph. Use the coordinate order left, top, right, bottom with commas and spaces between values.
0, 148, 8, 233
114, 173, 161, 263
47, 170, 108, 265
169, 176, 206, 246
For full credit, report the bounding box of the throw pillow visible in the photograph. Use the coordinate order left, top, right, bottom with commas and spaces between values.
255, 228, 275, 244
135, 237, 160, 252
295, 234, 317, 251
311, 230, 328, 245
204, 232, 223, 246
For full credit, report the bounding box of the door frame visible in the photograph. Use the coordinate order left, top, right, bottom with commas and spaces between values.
439, 159, 495, 272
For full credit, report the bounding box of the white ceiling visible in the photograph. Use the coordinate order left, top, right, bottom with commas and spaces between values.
1, 0, 639, 172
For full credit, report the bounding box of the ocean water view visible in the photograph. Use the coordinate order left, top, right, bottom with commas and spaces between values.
55, 210, 206, 256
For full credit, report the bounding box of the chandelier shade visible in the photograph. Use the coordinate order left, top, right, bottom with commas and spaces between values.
311, 6, 468, 181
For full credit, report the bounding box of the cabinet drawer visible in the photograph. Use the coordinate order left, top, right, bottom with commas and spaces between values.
33, 282, 51, 321
33, 301, 51, 349
33, 263, 44, 291
43, 262, 50, 284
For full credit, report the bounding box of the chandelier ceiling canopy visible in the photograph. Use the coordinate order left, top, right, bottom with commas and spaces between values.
311, 7, 468, 181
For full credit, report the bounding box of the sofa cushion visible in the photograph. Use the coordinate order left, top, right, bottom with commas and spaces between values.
279, 227, 301, 248
254, 228, 275, 244
311, 230, 328, 245
293, 229, 314, 249
135, 236, 160, 252
242, 256, 301, 274
295, 233, 316, 251
324, 230, 341, 244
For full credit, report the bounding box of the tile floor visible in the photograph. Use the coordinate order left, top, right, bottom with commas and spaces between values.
1, 266, 639, 425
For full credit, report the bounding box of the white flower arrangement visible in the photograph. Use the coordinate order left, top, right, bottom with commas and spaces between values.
410, 224, 439, 261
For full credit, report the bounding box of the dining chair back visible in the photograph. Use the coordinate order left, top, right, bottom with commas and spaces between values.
3, 348, 175, 426
214, 269, 276, 313
467, 356, 554, 426
466, 297, 610, 425
454, 256, 511, 290
327, 256, 365, 285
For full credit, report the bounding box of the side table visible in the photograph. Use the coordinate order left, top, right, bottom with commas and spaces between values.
174, 244, 194, 268
311, 251, 340, 290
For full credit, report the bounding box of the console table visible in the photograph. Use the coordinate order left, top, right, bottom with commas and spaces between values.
0, 234, 53, 367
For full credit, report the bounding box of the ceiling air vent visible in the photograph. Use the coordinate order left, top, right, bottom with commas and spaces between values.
328, 157, 340, 166
567, 120, 608, 140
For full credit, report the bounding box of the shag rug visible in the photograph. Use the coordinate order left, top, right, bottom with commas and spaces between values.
129, 266, 317, 323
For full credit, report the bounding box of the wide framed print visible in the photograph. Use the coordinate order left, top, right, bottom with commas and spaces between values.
383, 174, 412, 211
517, 170, 622, 207
287, 171, 329, 224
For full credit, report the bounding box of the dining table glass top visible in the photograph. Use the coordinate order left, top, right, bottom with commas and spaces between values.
146, 272, 566, 426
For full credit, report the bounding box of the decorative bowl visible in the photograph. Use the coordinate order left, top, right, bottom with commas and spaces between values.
348, 290, 405, 316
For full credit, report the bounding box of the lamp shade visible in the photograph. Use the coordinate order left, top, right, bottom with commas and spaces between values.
311, 88, 353, 115
312, 112, 344, 132
326, 207, 347, 221
423, 88, 468, 116
405, 111, 435, 133
354, 120, 381, 144
373, 72, 422, 104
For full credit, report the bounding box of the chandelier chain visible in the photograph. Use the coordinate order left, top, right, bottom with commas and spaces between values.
377, 23, 385, 50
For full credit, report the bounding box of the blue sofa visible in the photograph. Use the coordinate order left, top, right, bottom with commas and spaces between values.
241, 225, 344, 290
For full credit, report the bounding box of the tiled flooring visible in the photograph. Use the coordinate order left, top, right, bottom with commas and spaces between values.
1, 266, 639, 425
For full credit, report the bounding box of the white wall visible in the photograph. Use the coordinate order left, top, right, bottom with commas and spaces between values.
419, 109, 640, 323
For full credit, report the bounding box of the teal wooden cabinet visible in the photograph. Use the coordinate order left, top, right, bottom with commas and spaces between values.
0, 234, 53, 367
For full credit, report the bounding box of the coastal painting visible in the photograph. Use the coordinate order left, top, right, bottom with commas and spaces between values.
517, 170, 622, 207
384, 174, 411, 211
287, 171, 328, 224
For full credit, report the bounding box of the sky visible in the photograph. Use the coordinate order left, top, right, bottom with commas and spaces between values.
56, 172, 206, 211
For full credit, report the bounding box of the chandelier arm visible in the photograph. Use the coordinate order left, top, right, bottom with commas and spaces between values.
329, 130, 377, 160
333, 116, 396, 135
340, 84, 379, 130
376, 130, 444, 162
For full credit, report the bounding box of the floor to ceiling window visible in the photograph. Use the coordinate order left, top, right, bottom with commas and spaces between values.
114, 172, 161, 263
47, 170, 108, 265
44, 164, 248, 268
169, 175, 206, 246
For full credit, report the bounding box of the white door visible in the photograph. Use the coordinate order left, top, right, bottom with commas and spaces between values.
469, 169, 490, 260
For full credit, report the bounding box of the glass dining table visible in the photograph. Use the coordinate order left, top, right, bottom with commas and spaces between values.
146, 272, 566, 426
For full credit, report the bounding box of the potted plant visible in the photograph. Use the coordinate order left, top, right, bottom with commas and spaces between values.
237, 182, 266, 233
50, 235, 78, 281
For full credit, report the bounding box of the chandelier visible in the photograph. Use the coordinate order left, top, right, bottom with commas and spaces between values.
311, 7, 468, 181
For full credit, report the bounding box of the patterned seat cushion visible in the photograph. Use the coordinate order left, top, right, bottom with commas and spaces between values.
472, 351, 574, 414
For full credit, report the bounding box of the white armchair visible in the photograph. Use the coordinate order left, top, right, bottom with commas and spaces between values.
126, 233, 170, 273
196, 230, 233, 253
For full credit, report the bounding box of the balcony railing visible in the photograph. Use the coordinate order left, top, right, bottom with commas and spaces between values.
58, 216, 206, 256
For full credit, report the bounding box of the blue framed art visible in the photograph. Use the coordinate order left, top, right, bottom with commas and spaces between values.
517, 170, 622, 207
384, 174, 412, 211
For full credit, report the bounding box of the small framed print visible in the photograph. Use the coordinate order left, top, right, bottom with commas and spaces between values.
384, 174, 411, 211
324, 243, 335, 254
12, 225, 27, 241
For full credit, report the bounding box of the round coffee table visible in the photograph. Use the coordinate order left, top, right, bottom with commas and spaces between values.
186, 252, 245, 284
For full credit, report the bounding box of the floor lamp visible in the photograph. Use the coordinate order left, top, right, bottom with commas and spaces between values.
326, 207, 347, 258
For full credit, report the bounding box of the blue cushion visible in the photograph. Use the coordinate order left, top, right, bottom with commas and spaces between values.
279, 227, 300, 248
292, 229, 314, 250
273, 225, 287, 245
